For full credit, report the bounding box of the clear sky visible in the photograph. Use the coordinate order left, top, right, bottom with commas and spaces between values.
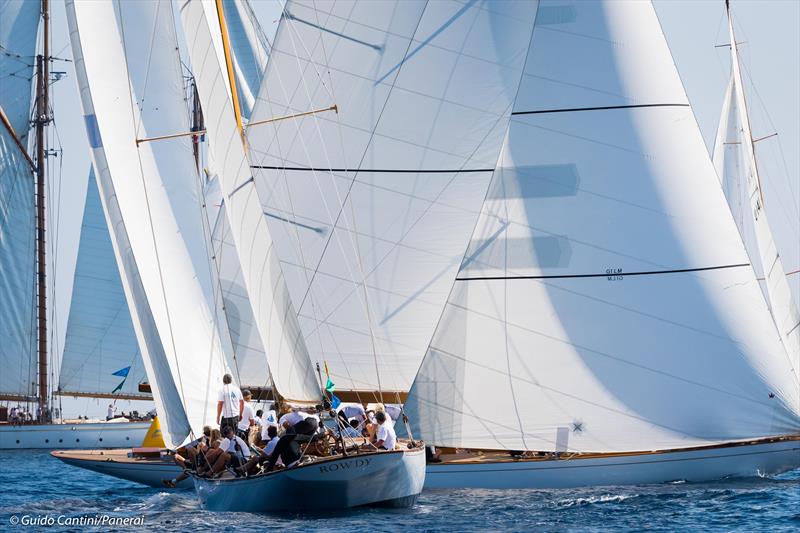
44, 0, 799, 418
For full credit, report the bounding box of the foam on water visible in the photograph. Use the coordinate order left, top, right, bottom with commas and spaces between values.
1, 451, 798, 532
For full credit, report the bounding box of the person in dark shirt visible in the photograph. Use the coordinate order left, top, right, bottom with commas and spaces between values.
265, 417, 319, 472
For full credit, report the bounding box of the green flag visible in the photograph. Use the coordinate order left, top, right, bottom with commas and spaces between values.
325, 378, 335, 393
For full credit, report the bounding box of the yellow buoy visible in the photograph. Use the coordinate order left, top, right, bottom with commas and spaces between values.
141, 415, 166, 448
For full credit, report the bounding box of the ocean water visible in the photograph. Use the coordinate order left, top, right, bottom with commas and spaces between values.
1, 450, 798, 532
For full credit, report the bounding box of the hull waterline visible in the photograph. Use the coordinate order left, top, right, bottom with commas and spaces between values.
51, 448, 190, 488
195, 447, 426, 512
425, 436, 800, 489
0, 422, 149, 450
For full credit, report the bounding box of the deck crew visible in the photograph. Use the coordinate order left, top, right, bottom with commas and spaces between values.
266, 417, 319, 472
237, 389, 256, 442
162, 425, 212, 488
373, 411, 396, 450
216, 374, 243, 432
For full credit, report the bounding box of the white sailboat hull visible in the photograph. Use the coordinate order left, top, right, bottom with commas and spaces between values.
195, 447, 426, 512
0, 422, 149, 450
425, 437, 800, 489
51, 449, 190, 488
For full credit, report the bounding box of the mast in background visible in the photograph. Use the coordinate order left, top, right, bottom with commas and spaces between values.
34, 0, 50, 421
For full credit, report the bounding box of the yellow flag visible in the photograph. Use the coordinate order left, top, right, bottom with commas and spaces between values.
141, 415, 166, 448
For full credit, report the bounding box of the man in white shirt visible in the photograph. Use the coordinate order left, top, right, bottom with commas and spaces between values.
237, 389, 256, 441
216, 373, 243, 432
279, 409, 309, 430
208, 425, 252, 476
260, 408, 279, 442
106, 404, 115, 421
374, 411, 396, 450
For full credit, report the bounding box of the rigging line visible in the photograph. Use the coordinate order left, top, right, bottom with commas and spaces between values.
511, 103, 691, 116
456, 263, 750, 281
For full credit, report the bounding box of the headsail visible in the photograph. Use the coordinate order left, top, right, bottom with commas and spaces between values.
67, 0, 228, 445
180, 0, 319, 404
0, 0, 40, 400
406, 0, 800, 453
57, 170, 149, 400
245, 0, 537, 393
712, 7, 800, 368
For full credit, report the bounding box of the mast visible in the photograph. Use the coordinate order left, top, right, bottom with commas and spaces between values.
34, 0, 50, 421
725, 0, 765, 206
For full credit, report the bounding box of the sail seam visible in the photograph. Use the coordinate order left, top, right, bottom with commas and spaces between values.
456, 263, 750, 281
250, 165, 494, 173
511, 103, 690, 116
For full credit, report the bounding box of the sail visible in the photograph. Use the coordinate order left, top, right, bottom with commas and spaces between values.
67, 0, 228, 445
57, 170, 149, 399
205, 176, 270, 386
405, 0, 800, 453
245, 0, 537, 392
0, 0, 39, 398
180, 0, 319, 404
711, 12, 800, 369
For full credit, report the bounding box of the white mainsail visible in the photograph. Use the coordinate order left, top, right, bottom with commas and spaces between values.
405, 0, 800, 453
67, 0, 228, 446
0, 0, 40, 400
245, 0, 537, 392
180, 0, 319, 404
711, 9, 800, 370
57, 170, 149, 399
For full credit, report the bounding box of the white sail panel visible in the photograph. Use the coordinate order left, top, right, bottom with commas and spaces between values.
0, 0, 39, 140
406, 0, 800, 453
0, 0, 39, 398
246, 0, 537, 392
68, 0, 228, 444
180, 0, 319, 404
711, 16, 800, 372
206, 179, 270, 386
58, 170, 149, 398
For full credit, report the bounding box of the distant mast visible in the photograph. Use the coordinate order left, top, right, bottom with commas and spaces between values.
34, 0, 50, 421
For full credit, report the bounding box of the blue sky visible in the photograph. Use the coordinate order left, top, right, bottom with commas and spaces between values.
45, 0, 799, 418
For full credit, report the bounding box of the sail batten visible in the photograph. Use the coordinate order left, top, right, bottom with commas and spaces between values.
406, 0, 800, 454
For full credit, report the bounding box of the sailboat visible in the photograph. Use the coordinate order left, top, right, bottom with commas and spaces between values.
401, 0, 800, 489
0, 0, 150, 449
712, 1, 800, 371
181, 0, 425, 511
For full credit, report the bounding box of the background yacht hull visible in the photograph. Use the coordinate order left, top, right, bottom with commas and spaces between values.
0, 422, 149, 449
425, 438, 800, 489
52, 448, 190, 488
195, 447, 426, 512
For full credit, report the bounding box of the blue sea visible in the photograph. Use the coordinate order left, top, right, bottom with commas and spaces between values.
1, 450, 798, 532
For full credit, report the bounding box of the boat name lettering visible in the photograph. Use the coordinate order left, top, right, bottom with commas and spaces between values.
606, 267, 623, 281
318, 458, 371, 473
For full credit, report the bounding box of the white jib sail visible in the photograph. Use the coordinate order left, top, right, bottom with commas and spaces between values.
405, 0, 800, 454
0, 0, 39, 399
711, 11, 800, 371
180, 0, 320, 404
67, 0, 228, 445
58, 170, 149, 399
245, 0, 538, 392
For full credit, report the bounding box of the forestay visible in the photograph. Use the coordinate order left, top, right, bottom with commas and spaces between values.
246, 0, 537, 392
0, 0, 39, 399
67, 0, 228, 446
180, 0, 320, 404
712, 11, 800, 371
406, 0, 800, 453
58, 171, 149, 399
